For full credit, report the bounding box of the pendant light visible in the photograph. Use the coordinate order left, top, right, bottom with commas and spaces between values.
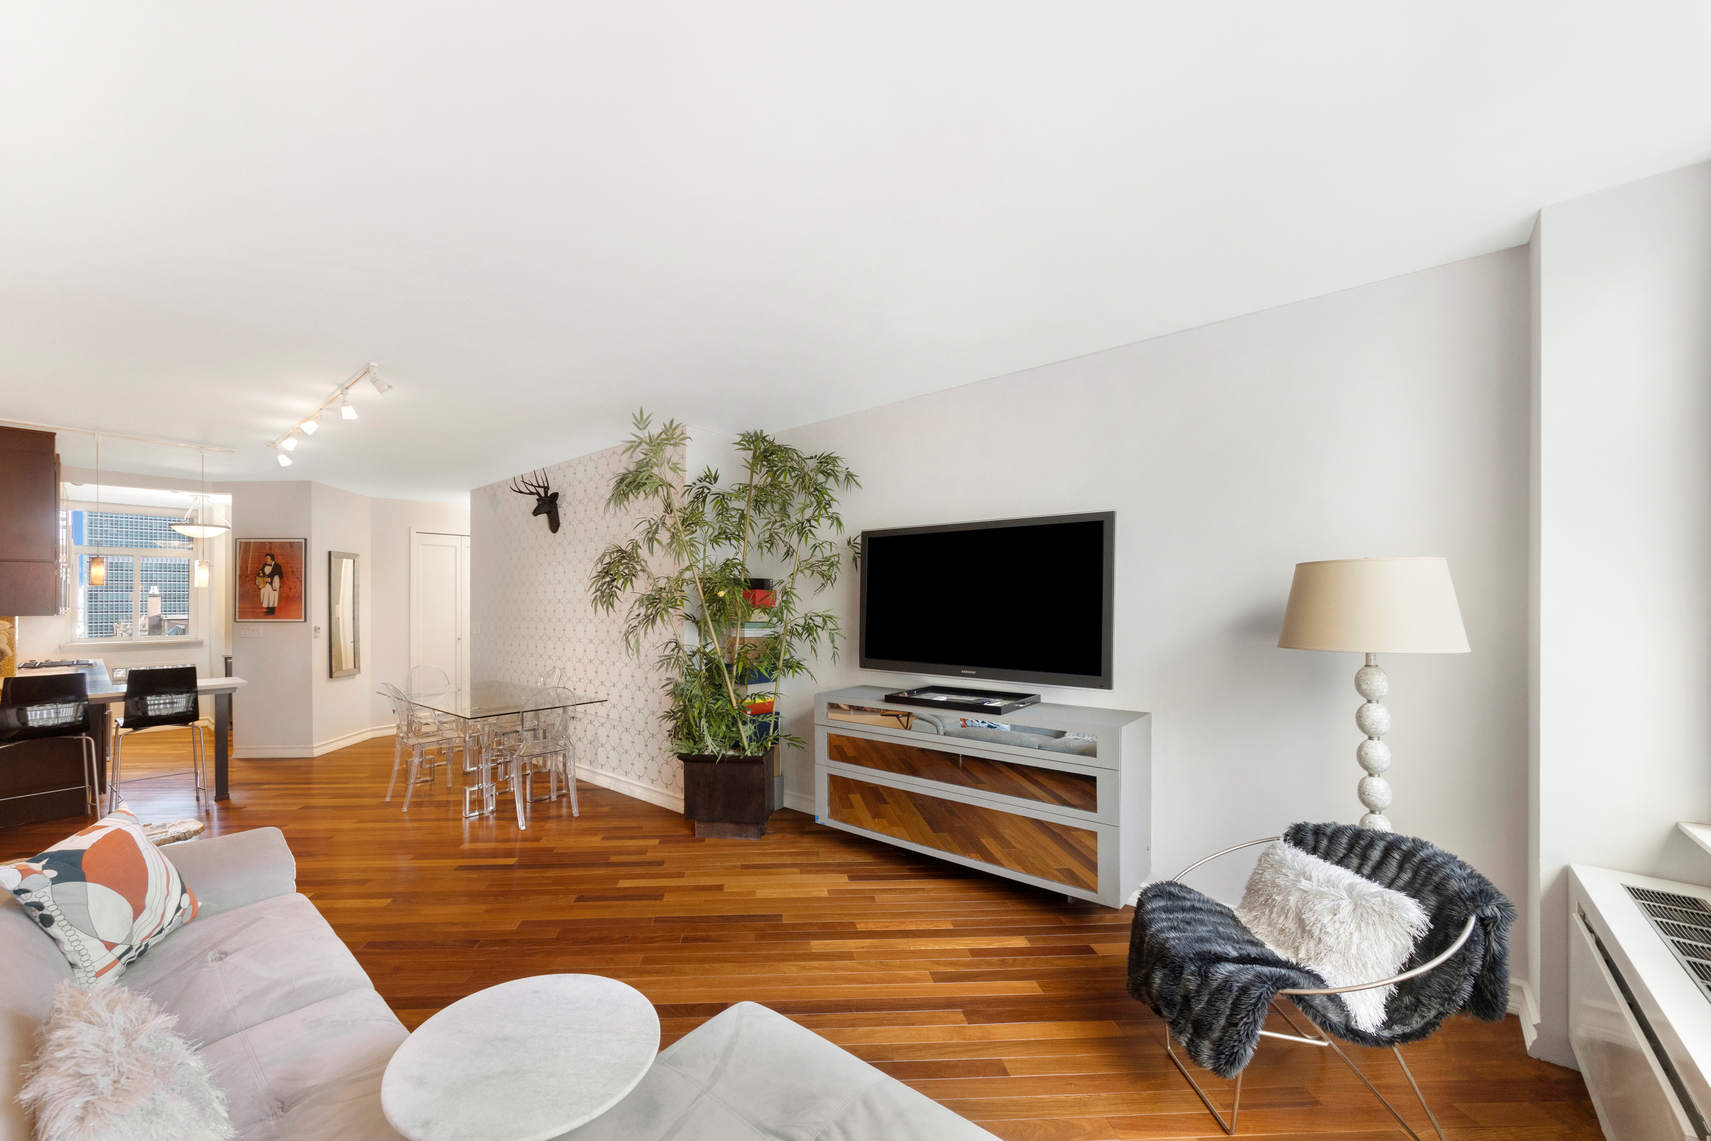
88, 434, 106, 586
171, 449, 230, 539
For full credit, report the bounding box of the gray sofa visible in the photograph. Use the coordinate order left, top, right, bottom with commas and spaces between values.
1, 827, 997, 1141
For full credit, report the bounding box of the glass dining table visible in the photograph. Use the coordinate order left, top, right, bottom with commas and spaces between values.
405, 682, 607, 823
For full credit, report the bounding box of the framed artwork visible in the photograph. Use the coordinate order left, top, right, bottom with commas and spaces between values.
235, 538, 306, 622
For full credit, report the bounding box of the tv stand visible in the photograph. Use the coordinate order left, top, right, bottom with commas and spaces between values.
813, 685, 1150, 908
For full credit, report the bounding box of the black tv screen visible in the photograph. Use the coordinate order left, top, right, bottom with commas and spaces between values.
859, 512, 1114, 689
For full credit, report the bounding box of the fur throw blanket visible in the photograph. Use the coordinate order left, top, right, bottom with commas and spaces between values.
1127, 823, 1514, 1079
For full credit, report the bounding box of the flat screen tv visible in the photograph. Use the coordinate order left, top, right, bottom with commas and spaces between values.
859, 511, 1114, 689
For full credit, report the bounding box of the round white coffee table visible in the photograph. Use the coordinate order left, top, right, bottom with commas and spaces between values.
380, 974, 660, 1141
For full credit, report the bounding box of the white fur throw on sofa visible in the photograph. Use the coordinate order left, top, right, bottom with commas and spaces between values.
1235, 842, 1428, 1032
18, 981, 233, 1141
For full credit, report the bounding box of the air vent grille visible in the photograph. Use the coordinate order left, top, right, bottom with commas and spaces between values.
1624, 884, 1711, 1002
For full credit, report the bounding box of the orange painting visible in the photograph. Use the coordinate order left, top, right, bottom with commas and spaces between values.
234, 538, 306, 621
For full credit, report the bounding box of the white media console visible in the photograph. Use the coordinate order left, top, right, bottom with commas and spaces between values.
812, 686, 1150, 907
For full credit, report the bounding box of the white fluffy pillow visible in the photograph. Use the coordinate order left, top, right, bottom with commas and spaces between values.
18, 981, 233, 1141
1235, 842, 1428, 1032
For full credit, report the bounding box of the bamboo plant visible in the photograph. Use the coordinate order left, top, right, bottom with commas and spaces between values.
588, 411, 859, 759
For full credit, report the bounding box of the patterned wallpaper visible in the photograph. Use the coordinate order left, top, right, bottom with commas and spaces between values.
470, 443, 683, 809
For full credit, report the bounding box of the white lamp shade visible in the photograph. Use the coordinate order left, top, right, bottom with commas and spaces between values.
1278, 556, 1470, 654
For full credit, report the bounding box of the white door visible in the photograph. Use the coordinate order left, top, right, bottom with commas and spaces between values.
411, 532, 470, 705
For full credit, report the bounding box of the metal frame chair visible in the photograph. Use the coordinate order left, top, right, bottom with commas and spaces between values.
1162, 837, 1478, 1140
107, 666, 211, 812
0, 673, 99, 816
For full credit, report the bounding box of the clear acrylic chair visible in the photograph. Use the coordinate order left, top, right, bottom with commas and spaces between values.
108, 666, 211, 811
515, 689, 579, 818
380, 682, 456, 810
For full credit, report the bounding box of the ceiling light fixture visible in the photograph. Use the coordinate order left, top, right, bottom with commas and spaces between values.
171, 449, 230, 539
269, 362, 387, 464
88, 433, 106, 586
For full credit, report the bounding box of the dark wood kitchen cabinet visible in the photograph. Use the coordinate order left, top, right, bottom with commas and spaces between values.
0, 426, 61, 616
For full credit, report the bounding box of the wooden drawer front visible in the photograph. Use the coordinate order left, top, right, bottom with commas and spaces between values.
826, 732, 1097, 813
826, 773, 1099, 892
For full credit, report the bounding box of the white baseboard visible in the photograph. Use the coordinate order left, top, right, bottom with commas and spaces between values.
235, 724, 393, 760
579, 767, 684, 814
1508, 978, 1541, 1049
782, 790, 814, 816
311, 724, 394, 757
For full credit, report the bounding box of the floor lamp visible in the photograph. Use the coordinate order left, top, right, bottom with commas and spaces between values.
1278, 557, 1469, 830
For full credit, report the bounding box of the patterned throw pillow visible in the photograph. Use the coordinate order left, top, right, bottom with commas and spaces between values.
0, 804, 199, 986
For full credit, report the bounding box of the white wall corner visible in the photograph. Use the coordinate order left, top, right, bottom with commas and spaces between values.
234, 723, 393, 760
578, 767, 683, 815
312, 723, 396, 757
1507, 977, 1541, 1051
782, 790, 815, 816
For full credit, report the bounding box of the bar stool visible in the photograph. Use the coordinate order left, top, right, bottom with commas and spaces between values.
0, 673, 99, 816
108, 666, 211, 812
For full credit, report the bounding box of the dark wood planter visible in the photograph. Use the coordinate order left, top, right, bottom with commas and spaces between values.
679, 749, 776, 839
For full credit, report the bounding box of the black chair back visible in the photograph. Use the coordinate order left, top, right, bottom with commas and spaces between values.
0, 673, 94, 742
121, 666, 201, 730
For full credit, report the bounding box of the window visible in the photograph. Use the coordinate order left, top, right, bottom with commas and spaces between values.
72, 508, 197, 639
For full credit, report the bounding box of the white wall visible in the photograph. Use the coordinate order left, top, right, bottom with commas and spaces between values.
776, 249, 1531, 948
470, 444, 683, 810
308, 482, 374, 748
230, 480, 468, 757
230, 480, 316, 755
1529, 159, 1711, 1065
368, 496, 469, 725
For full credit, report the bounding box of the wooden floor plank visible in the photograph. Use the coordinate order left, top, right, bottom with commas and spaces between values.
0, 735, 1599, 1139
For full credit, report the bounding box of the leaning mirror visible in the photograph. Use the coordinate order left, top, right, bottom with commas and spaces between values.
328, 551, 360, 678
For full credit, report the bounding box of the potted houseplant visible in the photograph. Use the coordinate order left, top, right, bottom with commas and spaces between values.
589, 411, 858, 837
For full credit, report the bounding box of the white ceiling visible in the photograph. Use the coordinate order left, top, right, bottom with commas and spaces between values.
3, 2, 1709, 499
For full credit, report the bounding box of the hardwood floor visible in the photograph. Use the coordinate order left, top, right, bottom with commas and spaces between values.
2, 734, 1598, 1140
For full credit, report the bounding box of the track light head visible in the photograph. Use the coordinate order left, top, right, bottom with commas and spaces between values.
280, 433, 299, 452
276, 449, 293, 468
366, 363, 391, 394
341, 395, 358, 420
299, 415, 319, 436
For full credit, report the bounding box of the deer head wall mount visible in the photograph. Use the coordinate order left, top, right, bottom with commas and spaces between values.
509, 470, 561, 533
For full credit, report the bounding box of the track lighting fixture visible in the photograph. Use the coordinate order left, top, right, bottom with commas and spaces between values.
269, 362, 386, 465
